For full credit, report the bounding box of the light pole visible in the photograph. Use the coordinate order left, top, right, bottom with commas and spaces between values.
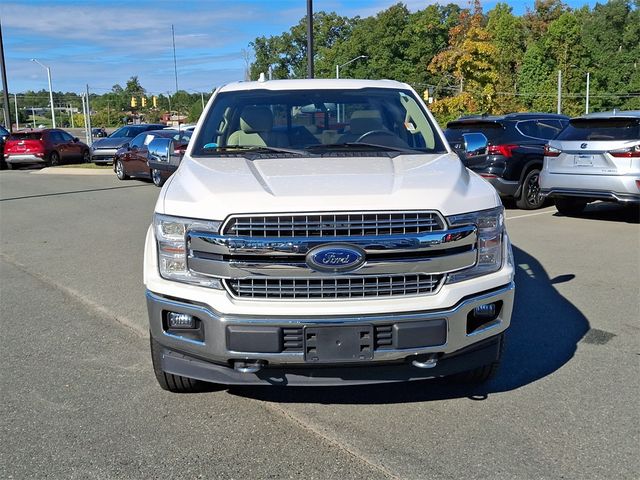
336, 55, 367, 123
335, 55, 367, 79
31, 58, 56, 128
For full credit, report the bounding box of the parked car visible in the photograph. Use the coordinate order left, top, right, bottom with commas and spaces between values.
0, 125, 9, 169
3, 129, 90, 169
91, 123, 165, 164
540, 110, 640, 214
143, 78, 515, 392
444, 113, 569, 209
114, 129, 191, 186
91, 127, 107, 138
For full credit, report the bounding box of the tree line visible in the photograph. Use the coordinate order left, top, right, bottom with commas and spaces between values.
249, 0, 640, 123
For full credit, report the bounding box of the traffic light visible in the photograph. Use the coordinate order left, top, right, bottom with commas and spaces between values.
152, 96, 157, 108
141, 97, 147, 107
131, 96, 137, 108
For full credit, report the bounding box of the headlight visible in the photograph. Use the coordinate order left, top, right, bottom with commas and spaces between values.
446, 206, 505, 283
153, 213, 223, 288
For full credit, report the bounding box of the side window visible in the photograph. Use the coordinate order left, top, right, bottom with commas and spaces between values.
129, 133, 146, 148
59, 131, 74, 142
516, 120, 538, 138
535, 120, 563, 140
48, 131, 63, 144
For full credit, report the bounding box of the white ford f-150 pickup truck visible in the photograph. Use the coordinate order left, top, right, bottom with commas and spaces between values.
143, 79, 515, 391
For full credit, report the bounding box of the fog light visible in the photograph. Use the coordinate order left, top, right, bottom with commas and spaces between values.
167, 312, 195, 329
473, 303, 497, 319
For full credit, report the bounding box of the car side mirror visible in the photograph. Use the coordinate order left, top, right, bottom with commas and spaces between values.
73, 137, 79, 142
461, 132, 488, 158
148, 137, 181, 172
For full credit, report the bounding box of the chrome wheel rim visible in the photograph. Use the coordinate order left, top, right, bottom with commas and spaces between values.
152, 169, 161, 186
115, 160, 124, 178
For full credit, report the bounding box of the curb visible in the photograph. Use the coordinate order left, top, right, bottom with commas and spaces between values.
33, 167, 114, 176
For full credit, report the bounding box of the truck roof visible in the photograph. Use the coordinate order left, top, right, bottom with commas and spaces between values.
218, 78, 413, 93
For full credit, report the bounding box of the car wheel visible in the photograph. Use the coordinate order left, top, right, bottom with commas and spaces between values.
82, 150, 90, 163
516, 168, 545, 210
555, 197, 587, 216
150, 335, 206, 393
151, 168, 165, 187
445, 333, 504, 384
114, 159, 129, 180
47, 151, 60, 167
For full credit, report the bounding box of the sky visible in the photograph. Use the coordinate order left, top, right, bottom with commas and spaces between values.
1, 0, 597, 96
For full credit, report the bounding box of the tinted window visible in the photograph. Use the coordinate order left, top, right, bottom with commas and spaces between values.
0, 126, 9, 136
9, 132, 42, 140
556, 118, 640, 141
129, 133, 147, 148
517, 120, 564, 140
444, 121, 505, 143
59, 131, 75, 142
48, 131, 65, 143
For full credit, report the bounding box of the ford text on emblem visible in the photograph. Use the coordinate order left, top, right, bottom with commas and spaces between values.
580, 143, 588, 149
306, 244, 366, 273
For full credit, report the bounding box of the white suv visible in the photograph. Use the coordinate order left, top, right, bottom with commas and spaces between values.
143, 79, 515, 391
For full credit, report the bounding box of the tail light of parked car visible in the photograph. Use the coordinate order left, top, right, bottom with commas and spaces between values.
487, 144, 518, 158
543, 145, 562, 157
608, 144, 640, 158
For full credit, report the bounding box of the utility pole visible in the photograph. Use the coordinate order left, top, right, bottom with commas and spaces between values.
68, 103, 74, 128
557, 70, 562, 114
81, 93, 89, 144
585, 72, 590, 114
31, 107, 36, 128
85, 84, 92, 145
201, 92, 205, 110
13, 93, 19, 130
306, 0, 314, 78
172, 25, 179, 94
31, 59, 56, 128
0, 20, 12, 129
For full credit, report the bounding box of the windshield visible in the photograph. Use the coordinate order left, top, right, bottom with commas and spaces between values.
192, 88, 446, 156
109, 126, 145, 138
556, 118, 640, 141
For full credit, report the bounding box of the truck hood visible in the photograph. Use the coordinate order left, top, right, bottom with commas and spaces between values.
158, 153, 500, 219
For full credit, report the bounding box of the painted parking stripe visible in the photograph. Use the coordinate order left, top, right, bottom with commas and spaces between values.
506, 209, 556, 220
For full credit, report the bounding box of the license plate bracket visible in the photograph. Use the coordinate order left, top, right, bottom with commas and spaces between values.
304, 325, 374, 363
573, 154, 593, 166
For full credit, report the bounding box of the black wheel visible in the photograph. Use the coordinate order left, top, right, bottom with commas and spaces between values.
150, 335, 205, 393
516, 168, 545, 210
82, 150, 90, 163
47, 151, 60, 167
555, 197, 587, 216
114, 159, 129, 180
446, 333, 504, 384
151, 168, 165, 187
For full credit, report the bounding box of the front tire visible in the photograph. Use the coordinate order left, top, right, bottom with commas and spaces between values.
114, 159, 129, 180
555, 197, 587, 216
82, 150, 90, 163
150, 335, 205, 393
516, 168, 544, 210
151, 168, 165, 187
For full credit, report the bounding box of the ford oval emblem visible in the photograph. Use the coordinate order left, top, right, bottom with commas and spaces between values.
306, 244, 366, 273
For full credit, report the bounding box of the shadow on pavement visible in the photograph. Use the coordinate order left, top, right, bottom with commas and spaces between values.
554, 201, 639, 224
228, 245, 590, 404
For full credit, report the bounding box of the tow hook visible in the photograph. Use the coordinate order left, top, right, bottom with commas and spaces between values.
411, 354, 438, 369
234, 360, 266, 373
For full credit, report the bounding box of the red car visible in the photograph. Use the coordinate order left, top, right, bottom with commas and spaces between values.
4, 129, 90, 169
114, 129, 191, 186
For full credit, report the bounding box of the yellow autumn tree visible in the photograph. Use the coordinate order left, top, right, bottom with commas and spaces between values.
428, 0, 498, 122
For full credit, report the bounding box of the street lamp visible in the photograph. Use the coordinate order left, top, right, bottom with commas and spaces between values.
31, 58, 56, 128
335, 55, 367, 79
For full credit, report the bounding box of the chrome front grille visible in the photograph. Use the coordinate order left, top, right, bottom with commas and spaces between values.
225, 274, 443, 299
223, 211, 444, 237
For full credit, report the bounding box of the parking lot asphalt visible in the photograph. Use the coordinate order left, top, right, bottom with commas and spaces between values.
1, 170, 638, 479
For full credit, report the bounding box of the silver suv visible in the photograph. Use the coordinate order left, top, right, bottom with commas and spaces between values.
540, 111, 640, 215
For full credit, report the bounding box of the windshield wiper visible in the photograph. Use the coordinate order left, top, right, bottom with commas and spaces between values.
202, 145, 307, 156
305, 142, 420, 154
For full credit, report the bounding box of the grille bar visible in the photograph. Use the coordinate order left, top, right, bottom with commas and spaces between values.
225, 212, 444, 237
225, 274, 443, 299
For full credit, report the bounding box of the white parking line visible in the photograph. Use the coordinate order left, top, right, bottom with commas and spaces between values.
506, 209, 556, 220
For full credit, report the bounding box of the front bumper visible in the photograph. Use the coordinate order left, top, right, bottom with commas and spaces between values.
540, 171, 640, 204
147, 282, 514, 385
91, 149, 117, 164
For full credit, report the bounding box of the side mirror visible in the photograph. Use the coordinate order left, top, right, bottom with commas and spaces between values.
147, 137, 181, 173
73, 137, 79, 142
461, 132, 488, 158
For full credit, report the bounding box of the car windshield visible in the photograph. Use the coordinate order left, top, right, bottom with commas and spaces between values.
556, 118, 640, 141
109, 126, 145, 138
192, 87, 446, 156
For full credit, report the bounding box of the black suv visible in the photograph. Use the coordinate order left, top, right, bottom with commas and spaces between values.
444, 113, 569, 209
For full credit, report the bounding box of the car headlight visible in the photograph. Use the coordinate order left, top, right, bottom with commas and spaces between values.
153, 213, 223, 289
445, 206, 505, 283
